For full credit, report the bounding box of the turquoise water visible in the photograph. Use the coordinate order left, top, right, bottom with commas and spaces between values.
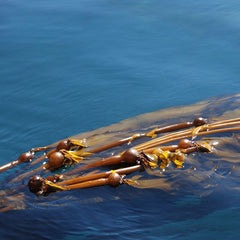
1, 1, 240, 239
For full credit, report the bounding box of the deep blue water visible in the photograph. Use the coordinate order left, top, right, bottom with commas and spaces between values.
1, 0, 240, 239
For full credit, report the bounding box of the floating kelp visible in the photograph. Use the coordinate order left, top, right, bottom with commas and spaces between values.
1, 94, 240, 211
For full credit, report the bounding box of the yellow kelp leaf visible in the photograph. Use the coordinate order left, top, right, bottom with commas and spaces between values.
196, 141, 214, 153
170, 151, 185, 169
73, 149, 92, 157
45, 180, 66, 191
153, 148, 166, 157
140, 153, 158, 169
61, 149, 84, 163
128, 134, 141, 145
148, 161, 158, 169
131, 178, 173, 190
69, 138, 87, 148
171, 159, 183, 168
62, 147, 91, 158
146, 128, 159, 138
192, 124, 208, 140
153, 149, 171, 170
123, 179, 139, 185
123, 175, 142, 185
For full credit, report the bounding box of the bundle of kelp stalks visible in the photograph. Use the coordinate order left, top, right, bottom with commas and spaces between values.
1, 116, 240, 198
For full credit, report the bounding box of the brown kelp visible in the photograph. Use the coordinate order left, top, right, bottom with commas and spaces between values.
1, 94, 240, 211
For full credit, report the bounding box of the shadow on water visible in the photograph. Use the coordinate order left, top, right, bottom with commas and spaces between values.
1, 94, 240, 240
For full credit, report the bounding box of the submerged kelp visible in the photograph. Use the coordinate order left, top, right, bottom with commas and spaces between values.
1, 94, 240, 211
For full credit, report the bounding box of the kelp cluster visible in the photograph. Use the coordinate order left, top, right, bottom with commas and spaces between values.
1, 111, 240, 211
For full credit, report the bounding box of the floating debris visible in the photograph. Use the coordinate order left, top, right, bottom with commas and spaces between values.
1, 95, 240, 211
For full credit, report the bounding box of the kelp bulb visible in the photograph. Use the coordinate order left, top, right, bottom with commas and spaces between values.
108, 172, 122, 187
28, 175, 44, 193
18, 151, 34, 163
178, 139, 193, 149
193, 117, 207, 127
48, 152, 65, 169
56, 139, 72, 151
121, 148, 140, 164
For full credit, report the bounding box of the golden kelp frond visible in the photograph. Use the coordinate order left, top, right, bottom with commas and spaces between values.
170, 151, 185, 169
147, 161, 158, 169
127, 134, 141, 145
60, 150, 84, 164
123, 175, 142, 185
45, 180, 66, 191
69, 138, 87, 149
151, 148, 186, 169
146, 128, 159, 138
139, 152, 158, 169
192, 124, 209, 140
159, 155, 171, 170
130, 177, 174, 191
153, 149, 171, 170
196, 141, 215, 153
74, 149, 92, 157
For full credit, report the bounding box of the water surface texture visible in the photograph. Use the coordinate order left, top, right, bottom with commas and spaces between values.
1, 1, 240, 239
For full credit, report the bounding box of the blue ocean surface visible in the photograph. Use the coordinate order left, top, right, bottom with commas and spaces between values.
1, 0, 240, 239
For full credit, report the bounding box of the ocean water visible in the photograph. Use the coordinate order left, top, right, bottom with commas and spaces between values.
1, 0, 240, 239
